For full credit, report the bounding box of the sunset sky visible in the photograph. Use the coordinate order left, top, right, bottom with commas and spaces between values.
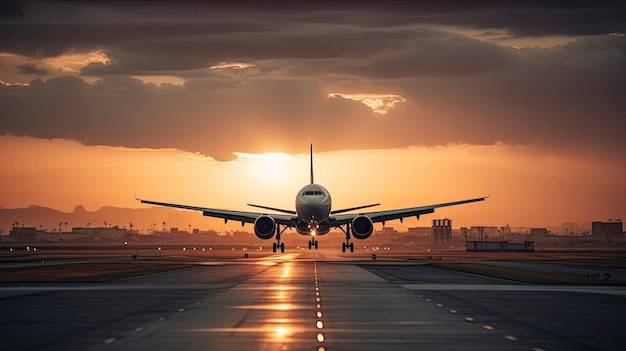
1, 1, 624, 230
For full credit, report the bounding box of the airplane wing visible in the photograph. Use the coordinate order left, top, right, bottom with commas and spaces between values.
136, 198, 297, 226
331, 203, 380, 215
247, 204, 297, 215
330, 196, 488, 226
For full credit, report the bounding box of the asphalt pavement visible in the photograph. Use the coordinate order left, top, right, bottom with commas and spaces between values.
1, 252, 624, 351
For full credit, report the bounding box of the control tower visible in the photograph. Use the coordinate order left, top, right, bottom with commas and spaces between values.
432, 218, 452, 247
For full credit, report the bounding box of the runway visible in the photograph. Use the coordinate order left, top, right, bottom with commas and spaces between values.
1, 251, 625, 351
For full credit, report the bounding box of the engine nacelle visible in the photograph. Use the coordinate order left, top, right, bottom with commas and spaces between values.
352, 215, 373, 240
254, 215, 276, 240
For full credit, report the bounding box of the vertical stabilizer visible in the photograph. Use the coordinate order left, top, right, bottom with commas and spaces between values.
310, 144, 314, 184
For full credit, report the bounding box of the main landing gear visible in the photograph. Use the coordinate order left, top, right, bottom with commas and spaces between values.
338, 223, 354, 253
273, 242, 284, 253
272, 224, 289, 253
308, 237, 319, 250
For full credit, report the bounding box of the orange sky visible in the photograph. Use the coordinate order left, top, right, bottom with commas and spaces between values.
1, 135, 623, 230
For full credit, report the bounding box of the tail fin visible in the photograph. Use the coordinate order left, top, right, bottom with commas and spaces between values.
310, 144, 314, 184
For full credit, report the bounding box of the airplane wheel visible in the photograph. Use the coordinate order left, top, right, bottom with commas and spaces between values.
314, 241, 318, 249
308, 241, 312, 249
280, 243, 285, 253
272, 243, 277, 253
342, 243, 346, 253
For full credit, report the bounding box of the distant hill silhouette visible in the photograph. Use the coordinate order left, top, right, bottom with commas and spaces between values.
0, 204, 219, 235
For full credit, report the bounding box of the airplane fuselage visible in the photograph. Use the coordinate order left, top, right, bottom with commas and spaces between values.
295, 183, 332, 235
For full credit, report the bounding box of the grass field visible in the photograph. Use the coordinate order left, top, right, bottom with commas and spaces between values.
0, 262, 193, 283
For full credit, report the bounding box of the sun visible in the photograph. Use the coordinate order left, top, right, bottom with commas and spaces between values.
255, 153, 291, 180
234, 152, 292, 181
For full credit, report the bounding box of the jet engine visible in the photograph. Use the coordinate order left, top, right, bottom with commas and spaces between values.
351, 215, 373, 239
254, 215, 276, 240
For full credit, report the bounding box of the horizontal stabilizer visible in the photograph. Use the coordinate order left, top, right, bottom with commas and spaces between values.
247, 204, 297, 215
331, 203, 380, 215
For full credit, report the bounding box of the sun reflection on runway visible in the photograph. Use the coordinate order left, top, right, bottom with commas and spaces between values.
281, 264, 291, 278
232, 303, 303, 310
274, 325, 291, 338
225, 262, 320, 347
266, 263, 297, 345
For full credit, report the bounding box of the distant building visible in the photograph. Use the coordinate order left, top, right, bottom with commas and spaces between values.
8, 226, 128, 243
500, 225, 512, 237
381, 227, 399, 236
466, 240, 534, 252
530, 228, 548, 239
8, 226, 40, 242
408, 227, 431, 237
466, 226, 498, 240
432, 219, 451, 246
592, 221, 623, 241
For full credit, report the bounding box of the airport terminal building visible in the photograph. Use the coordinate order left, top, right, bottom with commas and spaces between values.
5, 226, 129, 243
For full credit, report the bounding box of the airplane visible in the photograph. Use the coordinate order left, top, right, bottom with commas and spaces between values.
137, 145, 488, 253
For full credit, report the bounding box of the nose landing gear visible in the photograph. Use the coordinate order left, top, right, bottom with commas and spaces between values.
342, 241, 354, 253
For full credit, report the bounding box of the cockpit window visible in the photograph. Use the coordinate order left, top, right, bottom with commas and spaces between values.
303, 191, 325, 196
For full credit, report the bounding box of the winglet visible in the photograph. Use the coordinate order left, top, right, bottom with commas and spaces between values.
310, 144, 314, 184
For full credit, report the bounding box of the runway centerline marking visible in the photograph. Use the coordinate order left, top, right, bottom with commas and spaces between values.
315, 262, 326, 347
103, 337, 117, 344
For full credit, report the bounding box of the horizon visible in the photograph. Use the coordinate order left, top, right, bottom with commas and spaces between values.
0, 201, 619, 236
0, 2, 624, 231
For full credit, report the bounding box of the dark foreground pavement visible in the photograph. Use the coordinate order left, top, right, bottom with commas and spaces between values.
1, 252, 625, 350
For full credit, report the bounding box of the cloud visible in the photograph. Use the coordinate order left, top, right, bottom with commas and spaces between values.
16, 63, 47, 75
328, 93, 406, 114
1, 2, 624, 77
0, 2, 624, 162
335, 29, 514, 79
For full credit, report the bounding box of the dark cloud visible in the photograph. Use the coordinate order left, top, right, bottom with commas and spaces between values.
1, 34, 624, 161
0, 1, 624, 161
16, 63, 47, 75
338, 30, 514, 78
0, 1, 625, 76
0, 1, 23, 18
